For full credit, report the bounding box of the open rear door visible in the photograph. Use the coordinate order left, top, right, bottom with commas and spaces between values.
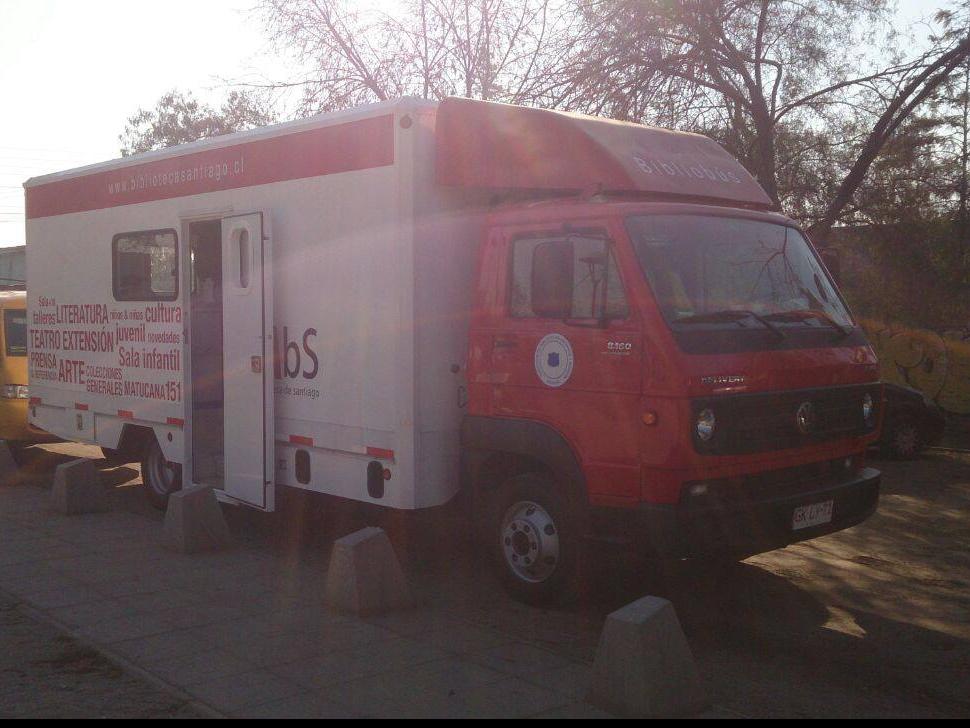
221, 212, 274, 509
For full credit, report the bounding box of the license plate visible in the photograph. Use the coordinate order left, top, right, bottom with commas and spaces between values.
792, 500, 834, 531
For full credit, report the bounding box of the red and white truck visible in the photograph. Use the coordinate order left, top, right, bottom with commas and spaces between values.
24, 97, 882, 601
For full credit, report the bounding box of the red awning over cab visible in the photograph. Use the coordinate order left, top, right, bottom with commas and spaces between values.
434, 97, 773, 209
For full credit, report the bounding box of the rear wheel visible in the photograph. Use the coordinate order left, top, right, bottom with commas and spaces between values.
489, 473, 577, 605
141, 438, 182, 510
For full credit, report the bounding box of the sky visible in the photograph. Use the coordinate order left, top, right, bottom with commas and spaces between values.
0, 0, 947, 248
0, 0, 283, 247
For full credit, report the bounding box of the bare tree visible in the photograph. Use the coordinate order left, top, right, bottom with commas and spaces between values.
552, 1, 904, 200
252, 0, 564, 115
552, 0, 970, 242
811, 22, 970, 240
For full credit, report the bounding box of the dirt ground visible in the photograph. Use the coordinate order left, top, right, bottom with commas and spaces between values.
0, 590, 199, 718
2, 442, 969, 718
678, 449, 970, 718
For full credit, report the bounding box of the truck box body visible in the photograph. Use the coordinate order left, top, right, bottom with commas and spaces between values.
24, 98, 772, 512
25, 99, 489, 510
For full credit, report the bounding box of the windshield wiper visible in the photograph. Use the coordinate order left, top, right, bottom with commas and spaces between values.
675, 309, 786, 339
764, 309, 850, 337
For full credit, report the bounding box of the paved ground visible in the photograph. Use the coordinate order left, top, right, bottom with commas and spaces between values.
1, 442, 969, 718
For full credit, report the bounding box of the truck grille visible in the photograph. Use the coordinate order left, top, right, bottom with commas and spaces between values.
692, 384, 881, 456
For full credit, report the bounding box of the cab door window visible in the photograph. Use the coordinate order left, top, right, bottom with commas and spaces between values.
510, 235, 628, 320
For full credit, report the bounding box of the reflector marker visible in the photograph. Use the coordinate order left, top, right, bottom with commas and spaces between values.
29, 397, 41, 406
74, 403, 89, 411
166, 417, 184, 427
366, 446, 395, 460
289, 435, 314, 447
117, 410, 134, 419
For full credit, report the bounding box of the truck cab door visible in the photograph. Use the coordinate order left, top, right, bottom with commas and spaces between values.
221, 212, 274, 509
484, 226, 643, 502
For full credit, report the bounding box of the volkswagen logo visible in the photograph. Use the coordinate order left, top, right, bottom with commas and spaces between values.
796, 401, 817, 434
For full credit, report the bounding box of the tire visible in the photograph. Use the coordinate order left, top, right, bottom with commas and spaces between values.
884, 415, 924, 460
488, 472, 578, 605
140, 437, 182, 510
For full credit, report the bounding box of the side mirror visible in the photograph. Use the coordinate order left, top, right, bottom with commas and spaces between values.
821, 249, 841, 286
531, 240, 574, 318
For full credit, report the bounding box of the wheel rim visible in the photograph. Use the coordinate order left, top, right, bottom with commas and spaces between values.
894, 424, 919, 456
500, 500, 560, 584
146, 444, 177, 496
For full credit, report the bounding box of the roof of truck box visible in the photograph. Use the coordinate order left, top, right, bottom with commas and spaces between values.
24, 97, 771, 219
24, 98, 426, 219
434, 98, 773, 208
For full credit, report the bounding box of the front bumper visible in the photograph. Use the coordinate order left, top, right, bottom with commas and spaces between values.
596, 466, 880, 559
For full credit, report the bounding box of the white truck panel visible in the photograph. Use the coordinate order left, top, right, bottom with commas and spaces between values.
26, 99, 473, 511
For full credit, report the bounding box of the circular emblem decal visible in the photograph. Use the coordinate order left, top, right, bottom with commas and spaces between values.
796, 401, 817, 434
534, 334, 574, 388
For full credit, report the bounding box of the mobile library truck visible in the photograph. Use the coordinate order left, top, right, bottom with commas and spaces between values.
24, 98, 882, 600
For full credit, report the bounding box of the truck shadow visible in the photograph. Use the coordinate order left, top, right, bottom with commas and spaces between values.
5, 444, 138, 491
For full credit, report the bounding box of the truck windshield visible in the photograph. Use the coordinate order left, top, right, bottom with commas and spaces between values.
626, 214, 852, 330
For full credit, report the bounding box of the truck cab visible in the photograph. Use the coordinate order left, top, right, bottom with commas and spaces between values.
462, 201, 880, 602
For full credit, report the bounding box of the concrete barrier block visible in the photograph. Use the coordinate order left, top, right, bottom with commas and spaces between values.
50, 458, 109, 514
324, 526, 414, 617
587, 596, 708, 717
162, 485, 232, 554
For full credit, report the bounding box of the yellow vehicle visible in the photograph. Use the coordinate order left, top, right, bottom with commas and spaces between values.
1, 289, 53, 462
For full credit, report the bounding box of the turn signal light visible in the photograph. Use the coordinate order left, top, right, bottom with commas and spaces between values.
641, 411, 658, 426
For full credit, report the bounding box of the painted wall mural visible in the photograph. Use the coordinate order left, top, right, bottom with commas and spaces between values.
863, 321, 970, 415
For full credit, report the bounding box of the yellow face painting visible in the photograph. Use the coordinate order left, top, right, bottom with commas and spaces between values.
864, 321, 970, 415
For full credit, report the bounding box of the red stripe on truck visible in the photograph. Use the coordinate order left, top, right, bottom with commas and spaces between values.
289, 435, 313, 447
25, 115, 394, 219
366, 447, 395, 460
166, 417, 184, 427
117, 410, 133, 419
74, 403, 88, 410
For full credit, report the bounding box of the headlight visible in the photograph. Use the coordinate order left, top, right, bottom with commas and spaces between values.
696, 408, 716, 441
862, 393, 873, 424
1, 384, 29, 399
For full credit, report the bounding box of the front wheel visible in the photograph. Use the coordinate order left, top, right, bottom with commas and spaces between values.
141, 438, 182, 510
489, 473, 578, 605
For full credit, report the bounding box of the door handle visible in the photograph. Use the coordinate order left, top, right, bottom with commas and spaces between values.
251, 355, 263, 373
